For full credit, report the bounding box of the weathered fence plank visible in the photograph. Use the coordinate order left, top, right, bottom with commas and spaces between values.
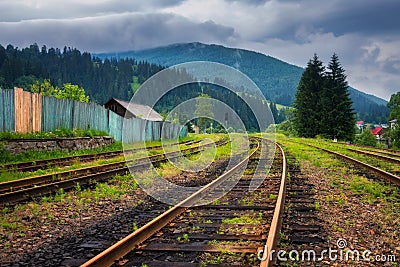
32, 92, 42, 132
0, 89, 15, 132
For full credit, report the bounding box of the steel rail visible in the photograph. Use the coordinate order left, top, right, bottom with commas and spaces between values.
0, 150, 193, 205
0, 139, 229, 205
346, 147, 400, 164
369, 150, 400, 159
347, 148, 400, 163
81, 140, 262, 267
306, 143, 400, 186
260, 141, 288, 267
337, 141, 400, 156
0, 139, 201, 173
0, 144, 201, 194
0, 139, 224, 193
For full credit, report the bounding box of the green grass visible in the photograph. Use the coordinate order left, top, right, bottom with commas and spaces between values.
77, 173, 138, 203
0, 141, 123, 165
156, 134, 232, 175
347, 175, 398, 204
269, 193, 278, 200
296, 137, 400, 174
1, 134, 200, 166
0, 154, 127, 183
0, 136, 204, 183
222, 213, 262, 225
0, 128, 110, 141
278, 134, 400, 209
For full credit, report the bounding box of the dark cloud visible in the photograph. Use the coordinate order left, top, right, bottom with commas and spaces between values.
224, 0, 270, 5
0, 13, 235, 52
0, 0, 399, 99
314, 0, 400, 36
235, 0, 400, 45
0, 0, 186, 22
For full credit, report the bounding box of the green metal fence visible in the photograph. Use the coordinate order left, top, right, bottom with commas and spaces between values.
72, 101, 109, 132
0, 89, 15, 132
42, 96, 74, 131
41, 95, 185, 142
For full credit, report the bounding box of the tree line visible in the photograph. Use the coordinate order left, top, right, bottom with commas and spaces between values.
0, 43, 164, 104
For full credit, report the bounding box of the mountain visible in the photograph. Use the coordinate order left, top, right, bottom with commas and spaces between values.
97, 42, 389, 123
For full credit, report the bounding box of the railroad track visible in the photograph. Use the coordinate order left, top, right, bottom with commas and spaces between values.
345, 147, 400, 164
353, 147, 400, 159
338, 141, 400, 157
0, 139, 228, 205
301, 142, 400, 186
79, 138, 288, 267
275, 152, 327, 266
0, 139, 201, 173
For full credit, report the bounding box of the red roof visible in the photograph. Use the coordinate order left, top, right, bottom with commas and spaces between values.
356, 121, 364, 125
371, 127, 383, 135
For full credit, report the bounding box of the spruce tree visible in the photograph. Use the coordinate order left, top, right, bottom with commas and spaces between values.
324, 53, 355, 141
293, 54, 325, 137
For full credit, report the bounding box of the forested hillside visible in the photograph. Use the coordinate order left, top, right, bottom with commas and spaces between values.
97, 42, 389, 123
0, 43, 163, 104
0, 43, 279, 131
99, 42, 301, 106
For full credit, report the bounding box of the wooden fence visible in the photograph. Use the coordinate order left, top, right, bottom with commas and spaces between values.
0, 88, 186, 142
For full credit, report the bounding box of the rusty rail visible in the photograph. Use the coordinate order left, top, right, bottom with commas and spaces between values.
81, 140, 263, 267
0, 139, 229, 205
306, 143, 400, 186
346, 147, 400, 164
0, 139, 201, 173
260, 142, 288, 267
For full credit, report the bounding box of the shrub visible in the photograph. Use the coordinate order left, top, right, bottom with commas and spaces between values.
354, 130, 377, 147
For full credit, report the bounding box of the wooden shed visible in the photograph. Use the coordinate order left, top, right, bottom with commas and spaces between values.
104, 98, 163, 121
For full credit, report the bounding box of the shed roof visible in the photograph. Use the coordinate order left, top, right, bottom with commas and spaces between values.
107, 98, 163, 121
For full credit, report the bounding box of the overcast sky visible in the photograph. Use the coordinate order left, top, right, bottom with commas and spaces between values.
0, 0, 399, 100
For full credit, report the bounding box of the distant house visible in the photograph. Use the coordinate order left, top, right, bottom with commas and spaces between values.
356, 120, 365, 131
389, 119, 398, 129
104, 98, 163, 122
371, 127, 384, 141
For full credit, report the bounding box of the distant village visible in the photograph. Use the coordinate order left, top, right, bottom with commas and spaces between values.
356, 119, 398, 146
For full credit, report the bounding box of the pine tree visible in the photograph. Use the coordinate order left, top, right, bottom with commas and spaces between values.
324, 54, 355, 140
387, 92, 400, 148
293, 54, 325, 137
